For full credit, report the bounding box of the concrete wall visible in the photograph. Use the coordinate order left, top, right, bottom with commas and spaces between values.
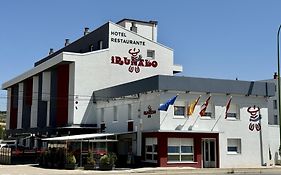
68, 63, 75, 125
95, 92, 160, 133
268, 125, 280, 165
219, 107, 269, 168
17, 83, 23, 129
159, 92, 270, 168
264, 79, 278, 125
6, 88, 11, 130
118, 20, 157, 42
30, 76, 38, 128
63, 22, 174, 125
42, 71, 51, 126
95, 89, 272, 168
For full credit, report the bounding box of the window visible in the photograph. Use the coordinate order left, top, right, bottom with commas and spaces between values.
227, 138, 241, 154
89, 44, 94, 51
128, 121, 134, 132
168, 138, 194, 162
128, 104, 132, 120
174, 106, 185, 116
100, 123, 106, 132
274, 115, 278, 125
204, 112, 212, 117
113, 106, 118, 121
226, 104, 240, 120
147, 50, 155, 59
101, 108, 105, 123
98, 40, 103, 50
145, 138, 157, 162
130, 22, 137, 33
273, 100, 278, 109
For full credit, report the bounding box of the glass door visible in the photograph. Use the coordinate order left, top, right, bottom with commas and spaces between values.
202, 139, 216, 168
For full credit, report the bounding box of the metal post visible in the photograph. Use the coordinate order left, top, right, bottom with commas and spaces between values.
259, 117, 264, 165
80, 140, 82, 167
278, 25, 281, 152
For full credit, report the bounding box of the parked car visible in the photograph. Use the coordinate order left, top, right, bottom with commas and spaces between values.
0, 143, 7, 148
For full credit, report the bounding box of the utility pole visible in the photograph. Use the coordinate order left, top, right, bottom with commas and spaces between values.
277, 24, 281, 154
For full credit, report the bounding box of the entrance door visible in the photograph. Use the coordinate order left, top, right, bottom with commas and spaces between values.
202, 139, 216, 168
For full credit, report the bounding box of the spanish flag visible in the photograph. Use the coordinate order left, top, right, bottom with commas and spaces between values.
225, 96, 232, 119
187, 96, 201, 116
199, 96, 211, 116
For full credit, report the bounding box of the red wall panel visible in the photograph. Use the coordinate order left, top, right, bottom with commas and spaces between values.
24, 78, 33, 106
10, 85, 18, 129
56, 64, 69, 127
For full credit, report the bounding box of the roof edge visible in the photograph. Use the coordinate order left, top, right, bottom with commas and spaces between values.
116, 18, 158, 25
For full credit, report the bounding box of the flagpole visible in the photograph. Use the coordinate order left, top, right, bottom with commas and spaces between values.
159, 95, 178, 126
188, 115, 200, 130
211, 112, 224, 131
211, 96, 232, 131
178, 96, 201, 130
160, 111, 169, 126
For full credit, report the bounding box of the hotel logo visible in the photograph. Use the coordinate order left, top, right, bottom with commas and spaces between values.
111, 48, 158, 73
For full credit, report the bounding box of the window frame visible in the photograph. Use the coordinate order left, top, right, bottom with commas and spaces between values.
128, 104, 133, 121
130, 22, 137, 33
273, 100, 278, 110
147, 50, 155, 59
226, 104, 240, 120
113, 106, 118, 122
89, 44, 94, 51
167, 138, 194, 163
200, 103, 215, 119
174, 106, 185, 117
101, 108, 105, 123
145, 138, 158, 163
227, 138, 241, 155
98, 40, 103, 50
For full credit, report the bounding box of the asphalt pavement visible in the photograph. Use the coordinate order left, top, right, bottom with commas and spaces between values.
1, 164, 281, 175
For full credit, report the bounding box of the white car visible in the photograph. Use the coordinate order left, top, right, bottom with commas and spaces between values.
0, 143, 7, 148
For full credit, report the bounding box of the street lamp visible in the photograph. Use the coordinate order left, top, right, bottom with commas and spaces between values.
277, 24, 281, 153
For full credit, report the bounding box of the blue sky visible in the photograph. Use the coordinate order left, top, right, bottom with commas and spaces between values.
1, 0, 281, 110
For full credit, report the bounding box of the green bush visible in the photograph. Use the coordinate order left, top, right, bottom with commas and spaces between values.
39, 148, 66, 168
100, 155, 110, 165
99, 152, 117, 166
108, 153, 117, 165
86, 151, 95, 165
66, 153, 76, 164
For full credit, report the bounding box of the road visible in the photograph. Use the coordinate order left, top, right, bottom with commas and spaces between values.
0, 164, 281, 175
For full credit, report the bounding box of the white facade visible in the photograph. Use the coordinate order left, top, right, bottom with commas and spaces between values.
62, 22, 177, 125
117, 19, 158, 42
94, 89, 274, 168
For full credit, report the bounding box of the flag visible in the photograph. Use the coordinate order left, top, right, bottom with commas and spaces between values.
158, 95, 178, 111
225, 96, 232, 119
187, 96, 201, 116
199, 96, 211, 116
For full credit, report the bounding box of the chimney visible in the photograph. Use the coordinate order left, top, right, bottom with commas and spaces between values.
49, 48, 54, 55
84, 27, 90, 36
274, 72, 278, 79
65, 39, 70, 46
